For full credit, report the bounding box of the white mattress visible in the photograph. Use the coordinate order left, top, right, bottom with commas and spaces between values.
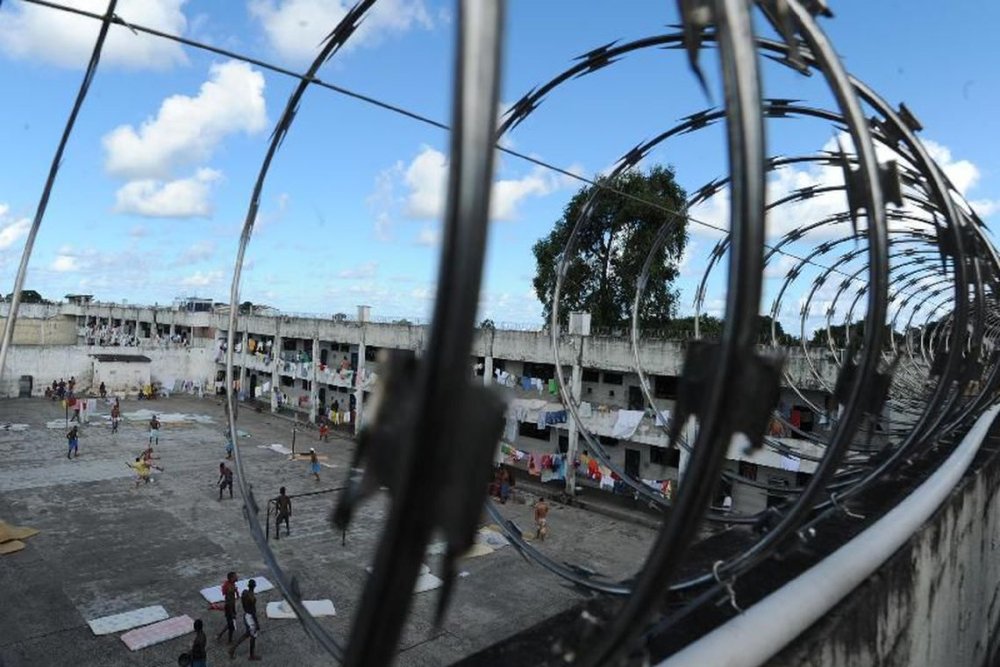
87, 605, 168, 636
265, 599, 336, 619
120, 614, 193, 651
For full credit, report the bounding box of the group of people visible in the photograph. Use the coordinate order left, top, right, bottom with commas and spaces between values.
489, 464, 551, 540
45, 376, 76, 401
211, 572, 262, 662
128, 439, 164, 487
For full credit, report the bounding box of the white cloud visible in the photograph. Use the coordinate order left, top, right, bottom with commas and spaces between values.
969, 199, 1000, 218
180, 270, 223, 287
399, 145, 568, 222
51, 255, 79, 272
248, 0, 432, 63
176, 240, 216, 264
103, 61, 267, 179
0, 208, 30, 250
403, 147, 447, 219
0, 0, 188, 70
415, 225, 440, 247
114, 169, 222, 218
337, 261, 378, 279
688, 134, 1000, 241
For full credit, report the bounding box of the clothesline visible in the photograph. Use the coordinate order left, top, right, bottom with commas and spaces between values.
499, 444, 674, 499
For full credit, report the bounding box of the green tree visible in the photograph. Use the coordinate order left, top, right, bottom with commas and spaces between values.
532, 166, 688, 328
658, 314, 723, 340
757, 315, 800, 346
4, 290, 48, 304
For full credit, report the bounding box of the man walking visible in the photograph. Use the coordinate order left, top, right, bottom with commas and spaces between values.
215, 571, 238, 644
275, 487, 292, 540
218, 462, 234, 500
66, 425, 79, 459
229, 578, 261, 661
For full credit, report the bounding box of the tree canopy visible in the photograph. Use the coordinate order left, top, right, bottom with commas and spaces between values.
532, 165, 688, 328
4, 290, 49, 304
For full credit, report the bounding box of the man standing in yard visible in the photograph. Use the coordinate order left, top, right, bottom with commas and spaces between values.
534, 497, 550, 541
275, 487, 292, 540
149, 414, 161, 445
218, 462, 234, 500
110, 400, 121, 434
66, 425, 79, 459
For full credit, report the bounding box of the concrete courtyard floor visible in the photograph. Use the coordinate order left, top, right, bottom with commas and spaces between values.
0, 395, 658, 666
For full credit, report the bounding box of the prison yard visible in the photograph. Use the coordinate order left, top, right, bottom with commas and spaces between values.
0, 394, 658, 666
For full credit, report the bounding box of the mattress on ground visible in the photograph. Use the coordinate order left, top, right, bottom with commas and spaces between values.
0, 540, 25, 555
266, 599, 336, 619
477, 526, 509, 549
120, 614, 193, 651
414, 572, 443, 593
0, 520, 39, 543
200, 576, 274, 603
365, 564, 439, 593
88, 605, 169, 636
461, 543, 494, 559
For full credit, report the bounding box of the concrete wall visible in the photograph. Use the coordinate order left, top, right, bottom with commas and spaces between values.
93, 360, 150, 395
0, 313, 77, 345
0, 345, 217, 397
771, 436, 1000, 667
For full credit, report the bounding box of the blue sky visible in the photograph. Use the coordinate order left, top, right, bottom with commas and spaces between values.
0, 0, 997, 330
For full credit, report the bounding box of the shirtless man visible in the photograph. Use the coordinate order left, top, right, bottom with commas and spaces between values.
229, 579, 261, 661
274, 487, 292, 540
148, 415, 161, 445
534, 497, 550, 541
110, 400, 121, 434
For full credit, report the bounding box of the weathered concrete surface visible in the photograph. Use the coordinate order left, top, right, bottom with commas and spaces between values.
770, 428, 1000, 667
0, 396, 656, 666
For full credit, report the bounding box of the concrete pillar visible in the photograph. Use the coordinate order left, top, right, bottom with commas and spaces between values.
238, 330, 247, 399
309, 336, 319, 422
169, 322, 176, 339
483, 355, 494, 386
678, 416, 697, 484
271, 333, 282, 413
565, 337, 585, 496
354, 330, 366, 436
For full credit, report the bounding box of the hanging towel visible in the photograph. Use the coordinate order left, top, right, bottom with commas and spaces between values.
504, 417, 518, 443
548, 379, 558, 395
612, 410, 645, 439
654, 409, 670, 427
578, 402, 593, 418
521, 376, 533, 391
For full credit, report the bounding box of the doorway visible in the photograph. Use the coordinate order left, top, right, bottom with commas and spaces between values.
248, 374, 257, 399
628, 385, 644, 410
18, 375, 32, 398
625, 448, 640, 478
